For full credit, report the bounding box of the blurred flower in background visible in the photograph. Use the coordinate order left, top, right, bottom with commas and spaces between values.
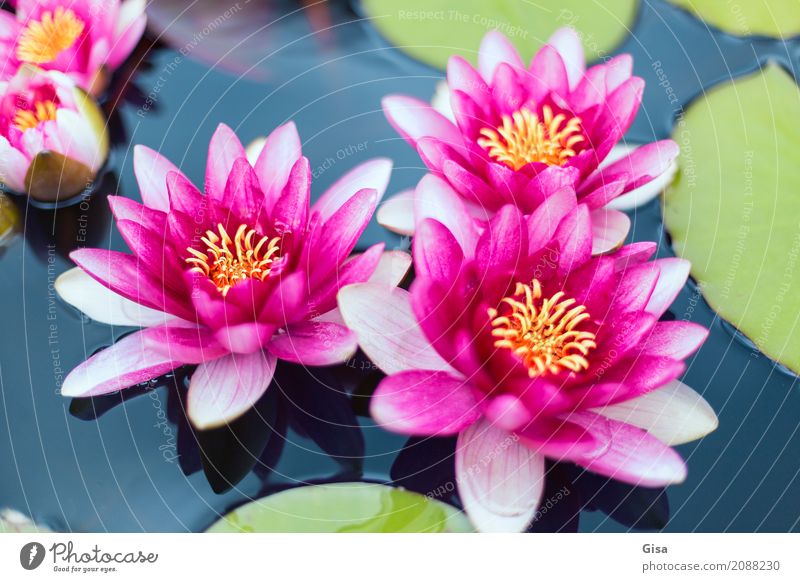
0, 0, 147, 96
0, 66, 108, 203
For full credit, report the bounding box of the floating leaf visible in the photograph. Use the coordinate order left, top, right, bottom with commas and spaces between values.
359, 0, 639, 70
207, 483, 473, 532
663, 64, 800, 374
669, 0, 800, 38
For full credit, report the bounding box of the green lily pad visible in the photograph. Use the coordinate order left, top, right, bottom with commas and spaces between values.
663, 64, 800, 374
669, 0, 800, 38
206, 483, 473, 532
360, 0, 639, 70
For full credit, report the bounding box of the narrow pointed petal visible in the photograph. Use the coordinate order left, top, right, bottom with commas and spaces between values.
593, 380, 718, 446
254, 121, 302, 209
371, 370, 479, 435
56, 267, 187, 328
382, 95, 463, 148
338, 283, 454, 375
313, 158, 392, 222
205, 123, 246, 203
415, 173, 480, 257
62, 325, 221, 397
646, 258, 691, 317
188, 350, 277, 430
478, 30, 524, 82
414, 218, 464, 284
134, 145, 184, 212
641, 321, 708, 360
547, 27, 585, 90
456, 418, 545, 532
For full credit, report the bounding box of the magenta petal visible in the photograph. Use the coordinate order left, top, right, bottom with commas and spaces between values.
529, 43, 569, 98
447, 55, 490, 111
144, 325, 229, 361
259, 271, 309, 326
306, 188, 378, 286
382, 95, 463, 148
219, 157, 263, 219
133, 145, 184, 212
205, 123, 246, 203
527, 188, 578, 253
554, 204, 592, 275
517, 417, 601, 460
167, 170, 205, 215
478, 30, 524, 82
442, 160, 496, 207
107, 195, 166, 233
272, 157, 311, 234
484, 394, 532, 432
642, 321, 708, 360
70, 248, 191, 319
254, 121, 302, 210
268, 321, 357, 366
600, 355, 686, 402
312, 158, 392, 223
188, 350, 277, 430
371, 370, 479, 436
214, 323, 276, 354
547, 27, 585, 90
61, 326, 212, 398
614, 242, 658, 271
308, 243, 384, 315
456, 417, 545, 532
476, 205, 527, 276
414, 219, 464, 284
565, 412, 688, 487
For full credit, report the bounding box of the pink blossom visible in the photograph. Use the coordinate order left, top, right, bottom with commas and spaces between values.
56, 123, 408, 430
339, 193, 717, 532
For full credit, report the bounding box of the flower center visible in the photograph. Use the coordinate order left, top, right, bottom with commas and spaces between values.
13, 100, 58, 131
477, 105, 585, 170
16, 7, 85, 65
488, 279, 597, 377
185, 223, 282, 296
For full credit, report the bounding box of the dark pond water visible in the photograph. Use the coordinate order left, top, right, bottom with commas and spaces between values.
0, 0, 799, 532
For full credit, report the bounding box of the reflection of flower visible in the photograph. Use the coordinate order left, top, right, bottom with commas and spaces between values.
0, 66, 108, 201
56, 123, 406, 430
0, 0, 147, 96
340, 199, 717, 532
379, 28, 678, 252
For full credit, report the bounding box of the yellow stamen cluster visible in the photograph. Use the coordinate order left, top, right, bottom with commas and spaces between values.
477, 105, 585, 170
13, 100, 58, 131
186, 223, 281, 296
16, 7, 85, 64
489, 279, 597, 377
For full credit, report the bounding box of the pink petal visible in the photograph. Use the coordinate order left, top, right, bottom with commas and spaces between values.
456, 418, 545, 532
107, 0, 147, 68
0, 135, 31, 193
565, 412, 688, 487
483, 395, 532, 432
368, 250, 413, 288
273, 157, 311, 234
547, 27, 585, 90
188, 350, 277, 430
267, 321, 357, 366
641, 321, 709, 360
476, 205, 527, 276
529, 43, 569, 98
591, 207, 630, 255
371, 370, 479, 436
338, 283, 454, 374
593, 380, 718, 446
308, 243, 385, 315
414, 218, 464, 283
61, 325, 222, 397
554, 204, 592, 275
382, 95, 463, 148
214, 323, 276, 354
133, 145, 183, 212
478, 30, 524, 82
376, 189, 415, 236
205, 123, 246, 203
646, 258, 691, 317
526, 187, 578, 253
414, 173, 480, 257
313, 158, 392, 223
447, 55, 490, 111
55, 267, 186, 328
254, 121, 302, 211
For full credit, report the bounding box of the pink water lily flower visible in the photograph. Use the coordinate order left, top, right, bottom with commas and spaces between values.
378, 28, 678, 253
56, 122, 408, 429
0, 65, 108, 201
340, 193, 717, 532
0, 0, 147, 95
